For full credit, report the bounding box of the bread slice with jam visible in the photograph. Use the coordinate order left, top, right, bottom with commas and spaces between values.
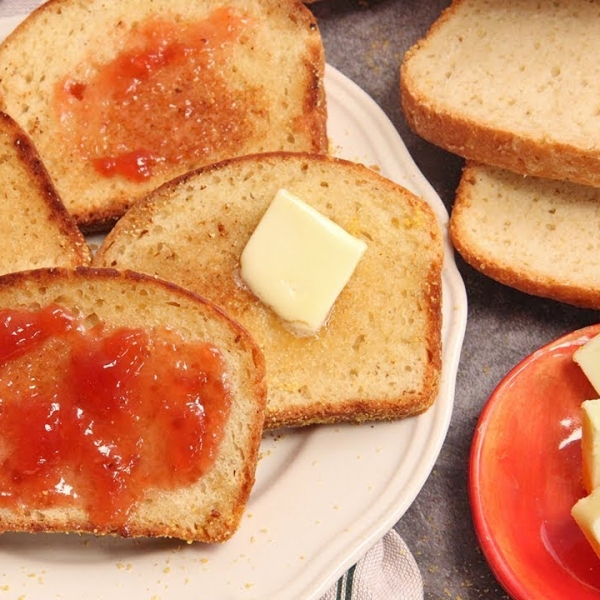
93, 152, 444, 429
0, 0, 327, 231
0, 267, 267, 542
0, 111, 91, 274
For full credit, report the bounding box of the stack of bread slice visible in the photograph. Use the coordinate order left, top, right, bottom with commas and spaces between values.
400, 0, 600, 309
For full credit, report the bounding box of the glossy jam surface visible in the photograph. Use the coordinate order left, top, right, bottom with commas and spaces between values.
0, 304, 231, 530
54, 8, 257, 182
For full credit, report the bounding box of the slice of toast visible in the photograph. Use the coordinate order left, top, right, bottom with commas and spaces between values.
0, 0, 327, 231
93, 152, 444, 429
450, 161, 600, 309
400, 0, 600, 187
0, 110, 91, 274
0, 267, 267, 542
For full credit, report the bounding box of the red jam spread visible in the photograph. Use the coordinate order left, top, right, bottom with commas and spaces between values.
54, 8, 257, 182
0, 304, 232, 530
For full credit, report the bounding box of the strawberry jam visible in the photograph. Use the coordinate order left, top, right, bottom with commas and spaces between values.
0, 304, 232, 531
54, 8, 258, 182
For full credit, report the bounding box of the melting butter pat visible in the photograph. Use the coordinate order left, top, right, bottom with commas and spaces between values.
581, 399, 600, 494
572, 486, 600, 560
574, 335, 600, 396
240, 188, 367, 336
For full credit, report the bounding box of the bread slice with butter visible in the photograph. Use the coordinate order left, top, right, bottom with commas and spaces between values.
0, 0, 327, 231
93, 152, 444, 429
0, 111, 91, 275
449, 162, 600, 309
400, 0, 600, 187
0, 267, 267, 542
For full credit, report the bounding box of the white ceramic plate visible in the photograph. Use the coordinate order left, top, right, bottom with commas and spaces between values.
0, 14, 467, 600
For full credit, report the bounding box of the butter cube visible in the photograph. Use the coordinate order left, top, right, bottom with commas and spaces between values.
572, 486, 600, 560
240, 188, 367, 336
581, 399, 600, 494
574, 334, 600, 396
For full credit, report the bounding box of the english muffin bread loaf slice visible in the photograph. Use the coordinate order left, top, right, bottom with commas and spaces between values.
450, 161, 600, 309
0, 111, 91, 274
0, 0, 327, 231
400, 0, 600, 187
93, 152, 444, 429
0, 267, 267, 542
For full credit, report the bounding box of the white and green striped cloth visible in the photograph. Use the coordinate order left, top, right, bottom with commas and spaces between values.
322, 530, 423, 600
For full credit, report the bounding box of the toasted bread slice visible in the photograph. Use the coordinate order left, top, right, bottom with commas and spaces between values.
93, 152, 444, 429
450, 161, 600, 309
400, 0, 600, 187
0, 111, 90, 274
0, 267, 267, 542
0, 0, 327, 231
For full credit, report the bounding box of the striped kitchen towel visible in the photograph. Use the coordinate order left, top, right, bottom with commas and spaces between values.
321, 530, 424, 600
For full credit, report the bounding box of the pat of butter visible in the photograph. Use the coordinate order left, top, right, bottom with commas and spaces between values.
574, 335, 600, 396
572, 486, 600, 560
240, 188, 367, 336
581, 399, 600, 494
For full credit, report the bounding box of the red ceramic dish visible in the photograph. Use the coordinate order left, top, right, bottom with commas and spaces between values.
470, 324, 600, 599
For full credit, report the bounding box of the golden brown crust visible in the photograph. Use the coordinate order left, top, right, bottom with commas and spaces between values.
0, 111, 91, 273
0, 267, 267, 542
94, 151, 444, 429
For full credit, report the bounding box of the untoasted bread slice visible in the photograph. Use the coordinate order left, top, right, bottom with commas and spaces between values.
0, 0, 327, 231
0, 111, 90, 274
0, 267, 267, 542
400, 0, 600, 187
93, 152, 444, 429
450, 161, 600, 309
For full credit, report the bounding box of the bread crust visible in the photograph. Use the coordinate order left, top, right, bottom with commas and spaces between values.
93, 152, 444, 428
0, 0, 328, 231
400, 0, 600, 187
0, 267, 267, 542
450, 161, 600, 309
0, 111, 91, 274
